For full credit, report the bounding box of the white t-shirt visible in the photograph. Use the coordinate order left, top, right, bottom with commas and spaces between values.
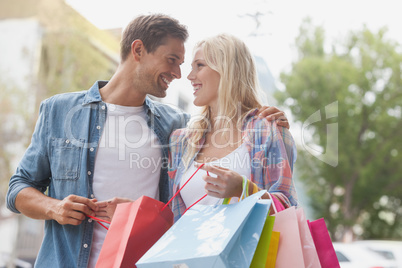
88, 103, 161, 268
179, 142, 251, 208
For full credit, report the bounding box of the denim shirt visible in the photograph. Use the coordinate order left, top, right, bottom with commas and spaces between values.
6, 81, 190, 268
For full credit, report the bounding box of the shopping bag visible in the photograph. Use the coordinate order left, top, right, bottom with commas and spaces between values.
269, 193, 322, 268
265, 231, 280, 268
250, 216, 275, 267
308, 218, 340, 268
272, 206, 305, 268
136, 191, 271, 268
94, 163, 210, 267
95, 196, 174, 268
296, 208, 321, 268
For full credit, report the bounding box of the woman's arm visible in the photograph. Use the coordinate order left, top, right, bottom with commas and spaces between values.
251, 120, 298, 208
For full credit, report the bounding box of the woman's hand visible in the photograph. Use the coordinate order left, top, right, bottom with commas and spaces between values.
258, 106, 290, 129
195, 163, 244, 199
94, 197, 134, 222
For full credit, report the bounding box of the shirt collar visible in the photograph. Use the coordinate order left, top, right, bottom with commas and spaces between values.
82, 81, 160, 117
143, 96, 161, 117
82, 81, 106, 105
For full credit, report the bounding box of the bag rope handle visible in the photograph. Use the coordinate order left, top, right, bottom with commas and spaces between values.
89, 163, 210, 230
162, 163, 209, 211
87, 214, 111, 230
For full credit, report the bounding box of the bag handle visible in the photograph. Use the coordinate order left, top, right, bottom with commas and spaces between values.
162, 163, 209, 212
87, 215, 111, 230
266, 192, 278, 214
266, 192, 286, 213
87, 163, 210, 230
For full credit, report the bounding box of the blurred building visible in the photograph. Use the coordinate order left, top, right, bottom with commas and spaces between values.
254, 55, 278, 105
0, 0, 120, 265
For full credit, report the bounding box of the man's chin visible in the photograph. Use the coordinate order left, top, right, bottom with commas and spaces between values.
149, 90, 167, 99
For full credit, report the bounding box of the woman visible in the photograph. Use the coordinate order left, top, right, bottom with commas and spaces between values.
168, 34, 298, 221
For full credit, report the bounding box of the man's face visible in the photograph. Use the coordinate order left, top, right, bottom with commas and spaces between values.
136, 37, 185, 98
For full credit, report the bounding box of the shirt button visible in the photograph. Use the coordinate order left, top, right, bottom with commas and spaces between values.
88, 219, 93, 223
91, 194, 95, 198
65, 139, 70, 144
87, 171, 92, 175
90, 147, 94, 152
101, 105, 105, 110
83, 244, 88, 248
96, 126, 101, 130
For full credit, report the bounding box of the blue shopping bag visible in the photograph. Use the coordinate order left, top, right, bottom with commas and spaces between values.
136, 191, 271, 268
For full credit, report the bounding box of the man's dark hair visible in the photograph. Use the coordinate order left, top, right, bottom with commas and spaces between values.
120, 14, 188, 61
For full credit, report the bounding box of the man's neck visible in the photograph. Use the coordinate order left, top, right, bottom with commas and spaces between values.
100, 68, 146, 107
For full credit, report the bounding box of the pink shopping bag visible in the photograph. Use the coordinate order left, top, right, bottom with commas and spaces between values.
95, 196, 173, 268
308, 218, 340, 268
272, 206, 305, 267
296, 208, 321, 268
270, 193, 322, 267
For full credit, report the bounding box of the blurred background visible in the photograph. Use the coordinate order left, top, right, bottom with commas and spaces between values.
0, 0, 401, 267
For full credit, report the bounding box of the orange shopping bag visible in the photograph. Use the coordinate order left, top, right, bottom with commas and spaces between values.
95, 196, 173, 268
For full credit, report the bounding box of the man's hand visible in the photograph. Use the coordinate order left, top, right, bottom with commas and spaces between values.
94, 197, 134, 222
258, 106, 290, 129
50, 195, 98, 226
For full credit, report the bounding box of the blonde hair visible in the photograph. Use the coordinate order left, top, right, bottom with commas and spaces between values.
182, 34, 265, 168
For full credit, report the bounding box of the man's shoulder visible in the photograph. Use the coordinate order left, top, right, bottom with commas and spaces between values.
148, 98, 187, 116
146, 97, 190, 129
43, 90, 88, 106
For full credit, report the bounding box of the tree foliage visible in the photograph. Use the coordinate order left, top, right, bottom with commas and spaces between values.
276, 18, 402, 241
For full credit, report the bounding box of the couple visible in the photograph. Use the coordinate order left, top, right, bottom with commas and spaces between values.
6, 14, 297, 267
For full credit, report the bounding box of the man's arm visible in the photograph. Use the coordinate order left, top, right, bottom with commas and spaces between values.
15, 187, 98, 225
258, 106, 290, 129
8, 99, 98, 226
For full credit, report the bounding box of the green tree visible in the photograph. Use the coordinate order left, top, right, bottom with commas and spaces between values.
276, 18, 402, 241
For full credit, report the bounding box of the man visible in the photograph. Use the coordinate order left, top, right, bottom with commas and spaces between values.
6, 14, 288, 267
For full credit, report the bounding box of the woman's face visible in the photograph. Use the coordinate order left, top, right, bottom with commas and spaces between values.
187, 47, 220, 107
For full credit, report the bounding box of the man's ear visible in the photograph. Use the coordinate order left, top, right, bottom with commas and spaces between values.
131, 40, 144, 61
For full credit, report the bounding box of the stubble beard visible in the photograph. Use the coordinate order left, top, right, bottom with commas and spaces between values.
136, 68, 167, 99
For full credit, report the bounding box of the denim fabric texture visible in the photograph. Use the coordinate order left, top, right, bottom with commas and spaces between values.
6, 81, 189, 268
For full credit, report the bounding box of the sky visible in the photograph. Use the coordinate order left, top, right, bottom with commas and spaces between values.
65, 0, 402, 83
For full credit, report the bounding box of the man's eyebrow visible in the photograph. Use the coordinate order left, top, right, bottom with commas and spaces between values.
170, 54, 185, 64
